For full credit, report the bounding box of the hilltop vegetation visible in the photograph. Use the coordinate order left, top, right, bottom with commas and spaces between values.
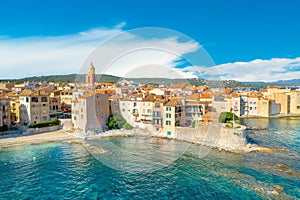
2, 73, 298, 88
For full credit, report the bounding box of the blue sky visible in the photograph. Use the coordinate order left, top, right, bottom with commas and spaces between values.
0, 0, 300, 81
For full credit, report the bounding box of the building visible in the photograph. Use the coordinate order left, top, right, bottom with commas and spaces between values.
140, 95, 156, 123
19, 90, 50, 125
0, 96, 11, 128
290, 90, 300, 114
163, 98, 182, 136
183, 94, 207, 126
247, 95, 259, 116
273, 92, 290, 114
72, 92, 109, 133
119, 94, 143, 125
8, 92, 21, 125
49, 96, 63, 119
152, 98, 166, 132
258, 98, 280, 117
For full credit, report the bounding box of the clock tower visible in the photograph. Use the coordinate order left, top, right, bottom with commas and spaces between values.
86, 63, 96, 86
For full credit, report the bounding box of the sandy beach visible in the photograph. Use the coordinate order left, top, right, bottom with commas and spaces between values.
0, 130, 79, 148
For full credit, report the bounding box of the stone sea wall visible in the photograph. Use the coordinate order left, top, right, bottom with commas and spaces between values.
171, 122, 247, 151
23, 125, 60, 135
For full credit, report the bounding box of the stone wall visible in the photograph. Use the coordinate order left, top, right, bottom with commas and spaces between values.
23, 125, 60, 135
171, 122, 247, 150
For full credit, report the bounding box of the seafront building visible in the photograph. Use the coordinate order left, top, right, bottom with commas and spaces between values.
0, 63, 300, 133
19, 90, 50, 125
71, 92, 109, 133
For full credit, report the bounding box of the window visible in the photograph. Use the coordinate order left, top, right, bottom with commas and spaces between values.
74, 116, 77, 121
81, 115, 83, 119
41, 97, 48, 102
133, 102, 137, 107
166, 113, 171, 118
100, 113, 104, 118
157, 111, 161, 117
42, 104, 46, 107
26, 97, 29, 102
81, 108, 83, 112
167, 131, 171, 136
155, 103, 160, 108
32, 97, 38, 102
147, 109, 151, 113
42, 116, 48, 121
166, 120, 171, 125
166, 107, 171, 111
186, 120, 192, 126
297, 106, 300, 109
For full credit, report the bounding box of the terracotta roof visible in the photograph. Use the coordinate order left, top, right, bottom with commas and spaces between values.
201, 93, 212, 98
248, 94, 258, 98
142, 95, 157, 102
164, 98, 180, 107
169, 83, 187, 89
186, 93, 201, 99
290, 90, 300, 93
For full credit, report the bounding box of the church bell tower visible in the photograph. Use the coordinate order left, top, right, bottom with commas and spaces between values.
86, 63, 96, 86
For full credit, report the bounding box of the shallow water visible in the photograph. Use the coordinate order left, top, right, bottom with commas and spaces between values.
0, 118, 299, 199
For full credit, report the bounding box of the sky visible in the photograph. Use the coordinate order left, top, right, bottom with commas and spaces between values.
0, 0, 300, 81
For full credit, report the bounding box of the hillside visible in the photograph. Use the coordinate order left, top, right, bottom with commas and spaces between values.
1, 74, 299, 88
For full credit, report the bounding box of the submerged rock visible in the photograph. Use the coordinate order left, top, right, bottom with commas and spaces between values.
274, 185, 284, 191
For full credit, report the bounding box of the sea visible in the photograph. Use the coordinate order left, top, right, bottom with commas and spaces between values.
0, 117, 299, 199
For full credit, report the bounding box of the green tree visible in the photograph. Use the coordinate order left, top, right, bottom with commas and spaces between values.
107, 114, 133, 130
219, 112, 239, 123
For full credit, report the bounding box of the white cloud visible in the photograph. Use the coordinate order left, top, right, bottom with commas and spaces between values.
0, 25, 200, 79
1, 24, 298, 82
181, 57, 300, 82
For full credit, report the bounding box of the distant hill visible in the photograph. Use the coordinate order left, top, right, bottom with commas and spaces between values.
1, 74, 299, 88
246, 79, 300, 87
0, 74, 248, 88
0, 74, 121, 83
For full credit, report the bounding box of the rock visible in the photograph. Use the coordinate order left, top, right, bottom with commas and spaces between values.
258, 147, 275, 153
271, 190, 279, 195
274, 185, 284, 191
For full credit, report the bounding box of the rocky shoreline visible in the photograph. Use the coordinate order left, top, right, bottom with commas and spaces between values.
0, 127, 280, 154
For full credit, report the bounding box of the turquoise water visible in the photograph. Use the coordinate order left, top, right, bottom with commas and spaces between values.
0, 118, 299, 199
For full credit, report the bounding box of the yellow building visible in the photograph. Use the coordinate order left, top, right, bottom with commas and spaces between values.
273, 93, 290, 114
290, 90, 300, 114
19, 90, 50, 125
258, 98, 280, 117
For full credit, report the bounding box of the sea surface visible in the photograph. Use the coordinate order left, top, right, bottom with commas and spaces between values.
0, 117, 299, 199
